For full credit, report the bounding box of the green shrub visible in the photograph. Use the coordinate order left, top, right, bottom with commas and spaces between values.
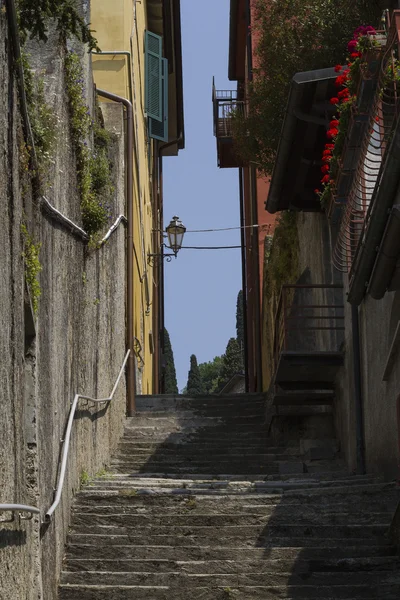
232, 0, 381, 176
65, 52, 112, 236
18, 0, 100, 52
21, 223, 42, 314
19, 51, 57, 175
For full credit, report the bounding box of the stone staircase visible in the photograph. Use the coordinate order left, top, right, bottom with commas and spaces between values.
59, 393, 400, 599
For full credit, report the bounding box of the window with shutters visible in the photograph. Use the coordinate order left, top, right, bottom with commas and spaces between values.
145, 31, 169, 143
149, 58, 168, 142
145, 31, 163, 122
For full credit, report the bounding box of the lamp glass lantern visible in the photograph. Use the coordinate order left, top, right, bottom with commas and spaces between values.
166, 216, 186, 255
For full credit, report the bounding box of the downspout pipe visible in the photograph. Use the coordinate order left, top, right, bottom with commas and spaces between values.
239, 168, 249, 392
97, 88, 135, 415
351, 304, 366, 475
158, 135, 182, 393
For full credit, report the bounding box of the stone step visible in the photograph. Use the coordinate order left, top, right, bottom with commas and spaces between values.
67, 532, 394, 548
66, 543, 398, 562
273, 391, 334, 406
65, 554, 400, 577
116, 445, 301, 456
121, 430, 269, 440
74, 492, 400, 513
118, 440, 299, 449
64, 555, 400, 574
127, 416, 267, 427
86, 474, 378, 487
70, 510, 392, 527
69, 522, 390, 541
61, 569, 400, 587
134, 395, 265, 410
58, 582, 400, 599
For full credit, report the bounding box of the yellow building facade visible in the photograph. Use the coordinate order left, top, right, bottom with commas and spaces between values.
91, 0, 184, 398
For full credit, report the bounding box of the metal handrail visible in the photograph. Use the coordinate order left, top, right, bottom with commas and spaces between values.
273, 284, 345, 371
0, 350, 130, 523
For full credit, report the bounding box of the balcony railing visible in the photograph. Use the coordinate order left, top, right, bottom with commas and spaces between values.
273, 284, 345, 376
332, 13, 400, 272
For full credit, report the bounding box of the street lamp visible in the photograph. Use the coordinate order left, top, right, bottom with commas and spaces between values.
166, 216, 186, 255
148, 216, 186, 266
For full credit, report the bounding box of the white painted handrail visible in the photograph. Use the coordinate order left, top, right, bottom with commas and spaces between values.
0, 350, 130, 523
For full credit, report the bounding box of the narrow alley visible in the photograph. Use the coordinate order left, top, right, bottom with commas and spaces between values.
60, 393, 400, 599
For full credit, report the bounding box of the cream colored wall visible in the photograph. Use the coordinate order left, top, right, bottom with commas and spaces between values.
91, 0, 156, 394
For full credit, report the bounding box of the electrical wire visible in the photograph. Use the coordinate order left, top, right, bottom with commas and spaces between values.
180, 245, 242, 250
185, 224, 271, 233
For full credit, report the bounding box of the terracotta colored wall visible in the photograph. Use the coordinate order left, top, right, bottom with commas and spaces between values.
250, 1, 276, 294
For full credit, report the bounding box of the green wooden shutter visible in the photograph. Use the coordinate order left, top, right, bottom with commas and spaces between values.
149, 58, 169, 142
145, 30, 163, 122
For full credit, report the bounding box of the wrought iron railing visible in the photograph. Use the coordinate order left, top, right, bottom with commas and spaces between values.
333, 12, 400, 272
273, 284, 345, 373
212, 81, 245, 139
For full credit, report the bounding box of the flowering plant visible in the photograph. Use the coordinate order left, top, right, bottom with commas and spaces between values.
315, 25, 379, 208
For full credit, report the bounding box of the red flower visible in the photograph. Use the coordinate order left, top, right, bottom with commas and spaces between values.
314, 189, 321, 195
330, 97, 339, 105
347, 40, 357, 52
334, 65, 342, 72
330, 119, 339, 128
338, 88, 350, 99
323, 149, 332, 157
375, 115, 380, 123
321, 175, 330, 184
327, 128, 339, 139
350, 52, 362, 59
321, 164, 330, 173
325, 143, 335, 149
335, 74, 348, 87
322, 156, 331, 164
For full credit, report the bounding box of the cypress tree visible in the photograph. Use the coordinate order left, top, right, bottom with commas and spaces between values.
186, 354, 204, 396
163, 328, 178, 394
218, 337, 243, 389
236, 290, 244, 367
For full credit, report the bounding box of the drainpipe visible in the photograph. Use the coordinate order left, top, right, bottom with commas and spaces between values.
245, 0, 263, 391
97, 89, 135, 415
351, 304, 366, 474
239, 168, 249, 392
158, 136, 182, 393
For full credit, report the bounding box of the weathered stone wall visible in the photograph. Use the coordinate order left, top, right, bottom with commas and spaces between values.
292, 212, 399, 478
0, 13, 127, 600
358, 292, 400, 478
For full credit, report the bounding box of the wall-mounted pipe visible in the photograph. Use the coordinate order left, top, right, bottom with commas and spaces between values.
239, 168, 249, 392
97, 88, 135, 415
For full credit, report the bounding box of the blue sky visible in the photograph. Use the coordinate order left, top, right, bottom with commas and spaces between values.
163, 0, 241, 391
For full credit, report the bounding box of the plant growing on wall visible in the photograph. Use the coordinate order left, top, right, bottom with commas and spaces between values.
65, 51, 112, 237
19, 51, 57, 179
231, 0, 381, 177
18, 0, 100, 52
315, 25, 384, 208
21, 223, 42, 314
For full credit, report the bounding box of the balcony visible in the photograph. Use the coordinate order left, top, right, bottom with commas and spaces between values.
212, 79, 245, 168
273, 284, 345, 390
330, 11, 400, 304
